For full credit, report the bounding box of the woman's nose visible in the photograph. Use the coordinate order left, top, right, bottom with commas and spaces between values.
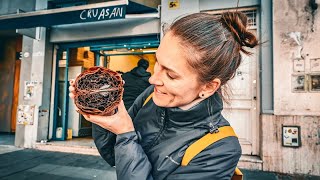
149, 73, 163, 86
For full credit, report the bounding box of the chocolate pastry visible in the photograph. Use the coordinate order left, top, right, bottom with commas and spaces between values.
74, 67, 124, 116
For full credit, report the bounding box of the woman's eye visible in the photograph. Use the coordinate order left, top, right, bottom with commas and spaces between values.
167, 73, 175, 80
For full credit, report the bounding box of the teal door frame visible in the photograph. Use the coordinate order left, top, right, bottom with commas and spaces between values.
52, 48, 70, 140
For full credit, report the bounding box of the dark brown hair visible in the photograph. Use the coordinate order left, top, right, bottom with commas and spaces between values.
169, 12, 258, 97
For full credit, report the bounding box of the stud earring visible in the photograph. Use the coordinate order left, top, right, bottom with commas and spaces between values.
201, 94, 205, 97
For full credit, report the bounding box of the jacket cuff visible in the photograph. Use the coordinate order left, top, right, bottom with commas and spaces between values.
115, 131, 137, 146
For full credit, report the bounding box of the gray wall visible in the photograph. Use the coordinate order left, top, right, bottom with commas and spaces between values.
0, 0, 36, 15
15, 0, 53, 148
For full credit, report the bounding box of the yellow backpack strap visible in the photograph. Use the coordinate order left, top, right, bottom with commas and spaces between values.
232, 167, 243, 180
181, 126, 237, 166
143, 92, 154, 107
181, 126, 243, 180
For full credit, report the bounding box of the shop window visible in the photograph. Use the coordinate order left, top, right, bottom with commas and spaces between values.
244, 10, 257, 29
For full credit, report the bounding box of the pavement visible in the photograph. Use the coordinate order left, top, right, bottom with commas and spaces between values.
1, 146, 320, 180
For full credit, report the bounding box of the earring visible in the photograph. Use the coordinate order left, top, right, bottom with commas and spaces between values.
201, 94, 205, 98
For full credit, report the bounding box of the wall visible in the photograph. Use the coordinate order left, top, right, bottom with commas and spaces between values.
0, 0, 35, 15
161, 0, 199, 38
15, 0, 53, 148
273, 0, 320, 115
261, 115, 320, 176
0, 38, 16, 132
261, 0, 320, 176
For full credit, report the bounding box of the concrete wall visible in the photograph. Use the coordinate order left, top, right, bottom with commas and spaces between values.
273, 0, 320, 115
15, 0, 53, 148
261, 115, 320, 176
261, 0, 320, 176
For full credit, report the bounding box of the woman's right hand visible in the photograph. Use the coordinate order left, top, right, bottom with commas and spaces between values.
68, 78, 134, 135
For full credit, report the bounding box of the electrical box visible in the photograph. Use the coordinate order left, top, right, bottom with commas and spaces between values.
282, 126, 301, 147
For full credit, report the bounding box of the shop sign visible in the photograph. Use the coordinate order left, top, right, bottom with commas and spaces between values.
79, 6, 125, 22
0, 5, 126, 30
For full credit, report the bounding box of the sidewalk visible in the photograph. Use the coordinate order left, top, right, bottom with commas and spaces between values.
0, 146, 319, 180
0, 146, 116, 180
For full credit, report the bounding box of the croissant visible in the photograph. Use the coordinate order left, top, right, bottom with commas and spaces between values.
73, 67, 124, 116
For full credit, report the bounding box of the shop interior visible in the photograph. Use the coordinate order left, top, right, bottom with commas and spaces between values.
51, 39, 158, 148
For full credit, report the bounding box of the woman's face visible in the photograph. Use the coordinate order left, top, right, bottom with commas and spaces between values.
149, 32, 204, 109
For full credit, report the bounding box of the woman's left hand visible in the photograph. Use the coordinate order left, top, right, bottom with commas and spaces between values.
82, 100, 135, 135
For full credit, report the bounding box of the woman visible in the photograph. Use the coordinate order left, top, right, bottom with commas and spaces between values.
69, 11, 258, 180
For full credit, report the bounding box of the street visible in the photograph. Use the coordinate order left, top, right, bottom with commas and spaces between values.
1, 145, 319, 180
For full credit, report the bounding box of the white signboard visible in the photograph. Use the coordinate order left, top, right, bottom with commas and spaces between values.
24, 81, 38, 100
17, 105, 35, 125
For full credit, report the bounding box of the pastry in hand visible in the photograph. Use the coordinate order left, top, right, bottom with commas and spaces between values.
73, 67, 124, 116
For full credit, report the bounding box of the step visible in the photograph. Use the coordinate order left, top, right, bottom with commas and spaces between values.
238, 155, 263, 170
36, 142, 263, 170
35, 142, 100, 156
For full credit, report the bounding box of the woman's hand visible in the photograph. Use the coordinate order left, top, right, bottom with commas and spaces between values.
68, 79, 134, 135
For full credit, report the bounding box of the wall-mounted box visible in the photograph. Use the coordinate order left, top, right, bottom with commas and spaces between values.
291, 75, 306, 92
293, 59, 305, 72
310, 58, 320, 72
310, 75, 320, 91
282, 125, 301, 147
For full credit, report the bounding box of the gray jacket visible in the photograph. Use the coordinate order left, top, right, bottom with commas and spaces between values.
93, 86, 241, 180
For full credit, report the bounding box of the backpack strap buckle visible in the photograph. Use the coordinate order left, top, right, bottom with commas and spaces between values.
209, 123, 219, 134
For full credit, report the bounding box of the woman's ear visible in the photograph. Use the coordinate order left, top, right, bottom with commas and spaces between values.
199, 78, 221, 98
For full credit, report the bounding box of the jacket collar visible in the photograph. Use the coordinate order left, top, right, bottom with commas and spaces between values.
165, 92, 229, 130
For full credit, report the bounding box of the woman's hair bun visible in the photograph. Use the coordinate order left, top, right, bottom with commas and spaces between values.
221, 11, 258, 53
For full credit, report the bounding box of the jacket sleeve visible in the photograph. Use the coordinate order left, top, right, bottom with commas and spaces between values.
115, 131, 153, 180
167, 137, 241, 180
92, 123, 116, 166
91, 87, 149, 167
114, 86, 155, 180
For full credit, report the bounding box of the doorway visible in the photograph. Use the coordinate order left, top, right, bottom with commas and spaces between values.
0, 36, 22, 146
49, 35, 159, 148
204, 8, 260, 155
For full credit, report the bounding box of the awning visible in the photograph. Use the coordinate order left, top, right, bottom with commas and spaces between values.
50, 13, 160, 43
0, 0, 159, 30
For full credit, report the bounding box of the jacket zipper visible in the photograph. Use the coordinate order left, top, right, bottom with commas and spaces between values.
146, 109, 168, 151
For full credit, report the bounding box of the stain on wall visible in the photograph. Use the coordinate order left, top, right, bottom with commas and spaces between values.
274, 0, 320, 115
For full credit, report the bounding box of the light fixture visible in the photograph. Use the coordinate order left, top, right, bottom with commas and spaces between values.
143, 50, 157, 53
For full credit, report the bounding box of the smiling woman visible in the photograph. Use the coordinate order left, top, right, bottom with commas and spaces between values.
69, 11, 258, 180
149, 32, 206, 109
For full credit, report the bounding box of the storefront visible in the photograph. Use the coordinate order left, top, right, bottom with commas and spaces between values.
50, 35, 159, 141
0, 0, 161, 147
